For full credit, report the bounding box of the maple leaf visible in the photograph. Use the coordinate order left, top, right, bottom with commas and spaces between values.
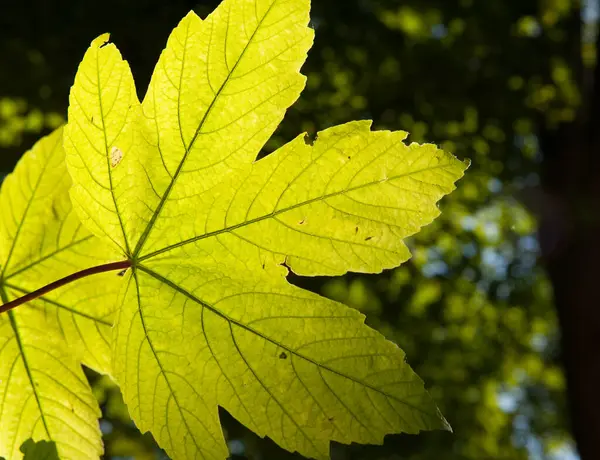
0, 128, 122, 459
63, 0, 468, 458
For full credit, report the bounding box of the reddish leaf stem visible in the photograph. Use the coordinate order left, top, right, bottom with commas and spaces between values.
0, 260, 131, 315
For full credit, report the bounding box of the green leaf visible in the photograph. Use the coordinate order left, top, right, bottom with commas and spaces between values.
63, 1, 467, 459
20, 439, 59, 460
0, 129, 121, 459
141, 120, 467, 276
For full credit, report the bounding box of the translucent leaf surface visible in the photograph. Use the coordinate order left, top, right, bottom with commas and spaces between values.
0, 129, 121, 459
64, 1, 468, 458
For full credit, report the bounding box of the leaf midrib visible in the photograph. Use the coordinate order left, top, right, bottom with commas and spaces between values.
132, 0, 279, 258
130, 270, 217, 458
4, 235, 93, 281
139, 162, 454, 261
96, 48, 132, 256
1, 289, 52, 441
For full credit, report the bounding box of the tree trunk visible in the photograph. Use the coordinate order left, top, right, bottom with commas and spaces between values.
538, 13, 600, 459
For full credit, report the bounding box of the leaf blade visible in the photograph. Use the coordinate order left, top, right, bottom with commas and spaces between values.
116, 251, 448, 459
135, 0, 314, 255
0, 129, 123, 459
1, 128, 121, 375
142, 121, 467, 276
64, 34, 145, 255
0, 305, 102, 460
63, 1, 467, 458
112, 272, 228, 460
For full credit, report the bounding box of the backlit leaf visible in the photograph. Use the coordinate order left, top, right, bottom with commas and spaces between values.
64, 0, 468, 458
0, 129, 121, 459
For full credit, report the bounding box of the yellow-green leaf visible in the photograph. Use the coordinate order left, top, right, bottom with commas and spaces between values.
63, 1, 468, 459
115, 252, 450, 460
0, 129, 121, 459
142, 120, 467, 276
63, 33, 143, 255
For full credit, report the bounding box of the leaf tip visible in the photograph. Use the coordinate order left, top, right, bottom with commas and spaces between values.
440, 412, 453, 433
91, 33, 111, 49
180, 10, 202, 25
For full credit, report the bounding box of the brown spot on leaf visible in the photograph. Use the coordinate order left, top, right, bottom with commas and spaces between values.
110, 146, 124, 168
50, 203, 59, 221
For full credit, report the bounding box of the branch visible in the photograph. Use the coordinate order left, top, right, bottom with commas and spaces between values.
0, 260, 131, 314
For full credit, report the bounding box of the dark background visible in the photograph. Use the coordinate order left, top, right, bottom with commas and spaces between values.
1, 0, 599, 459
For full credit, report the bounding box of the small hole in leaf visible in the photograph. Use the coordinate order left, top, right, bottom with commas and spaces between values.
303, 132, 316, 146
117, 269, 127, 277
280, 257, 291, 270
279, 352, 287, 360
355, 226, 359, 234
298, 219, 305, 225
364, 236, 373, 241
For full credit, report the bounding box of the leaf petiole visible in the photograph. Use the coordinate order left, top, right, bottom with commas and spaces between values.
0, 260, 131, 314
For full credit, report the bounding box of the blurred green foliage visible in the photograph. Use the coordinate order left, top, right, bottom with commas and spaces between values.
0, 0, 590, 458
0, 97, 62, 147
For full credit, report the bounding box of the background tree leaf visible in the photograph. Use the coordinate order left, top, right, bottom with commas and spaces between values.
0, 128, 121, 459
20, 439, 59, 460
